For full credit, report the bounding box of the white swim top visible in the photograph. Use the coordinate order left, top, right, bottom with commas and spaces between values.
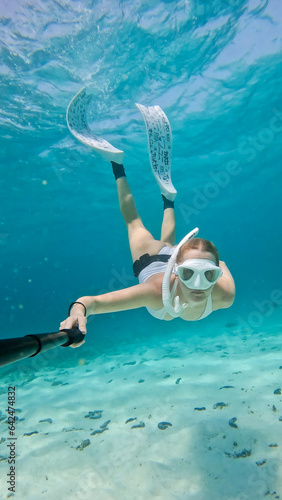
146, 288, 213, 321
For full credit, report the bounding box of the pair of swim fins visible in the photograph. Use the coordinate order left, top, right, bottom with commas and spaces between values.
66, 87, 177, 202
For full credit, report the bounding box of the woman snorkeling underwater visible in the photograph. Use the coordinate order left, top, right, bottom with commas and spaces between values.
60, 90, 235, 345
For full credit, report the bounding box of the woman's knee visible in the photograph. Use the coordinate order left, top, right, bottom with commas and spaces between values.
127, 220, 149, 240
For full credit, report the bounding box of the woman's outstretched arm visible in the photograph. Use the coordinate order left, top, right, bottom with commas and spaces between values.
59, 282, 161, 337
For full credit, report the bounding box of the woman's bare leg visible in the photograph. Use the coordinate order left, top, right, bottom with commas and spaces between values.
161, 207, 176, 245
112, 162, 169, 261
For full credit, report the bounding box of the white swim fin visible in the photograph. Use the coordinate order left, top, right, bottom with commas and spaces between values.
136, 103, 177, 201
67, 87, 124, 163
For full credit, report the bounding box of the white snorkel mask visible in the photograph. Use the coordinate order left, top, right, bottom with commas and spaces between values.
174, 259, 222, 290
162, 228, 222, 317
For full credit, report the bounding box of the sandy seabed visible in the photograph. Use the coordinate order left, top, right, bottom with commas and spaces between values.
1, 325, 282, 500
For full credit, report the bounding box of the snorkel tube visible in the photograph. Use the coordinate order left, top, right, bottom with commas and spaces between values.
162, 227, 199, 317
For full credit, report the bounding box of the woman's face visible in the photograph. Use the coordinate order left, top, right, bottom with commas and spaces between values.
177, 249, 217, 302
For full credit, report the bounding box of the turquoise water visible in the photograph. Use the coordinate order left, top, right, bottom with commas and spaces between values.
0, 0, 282, 351
1, 0, 282, 353
1, 2, 282, 497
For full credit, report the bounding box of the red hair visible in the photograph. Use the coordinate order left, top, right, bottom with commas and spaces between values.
176, 238, 219, 265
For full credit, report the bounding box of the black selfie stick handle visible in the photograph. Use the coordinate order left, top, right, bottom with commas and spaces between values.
0, 327, 84, 368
